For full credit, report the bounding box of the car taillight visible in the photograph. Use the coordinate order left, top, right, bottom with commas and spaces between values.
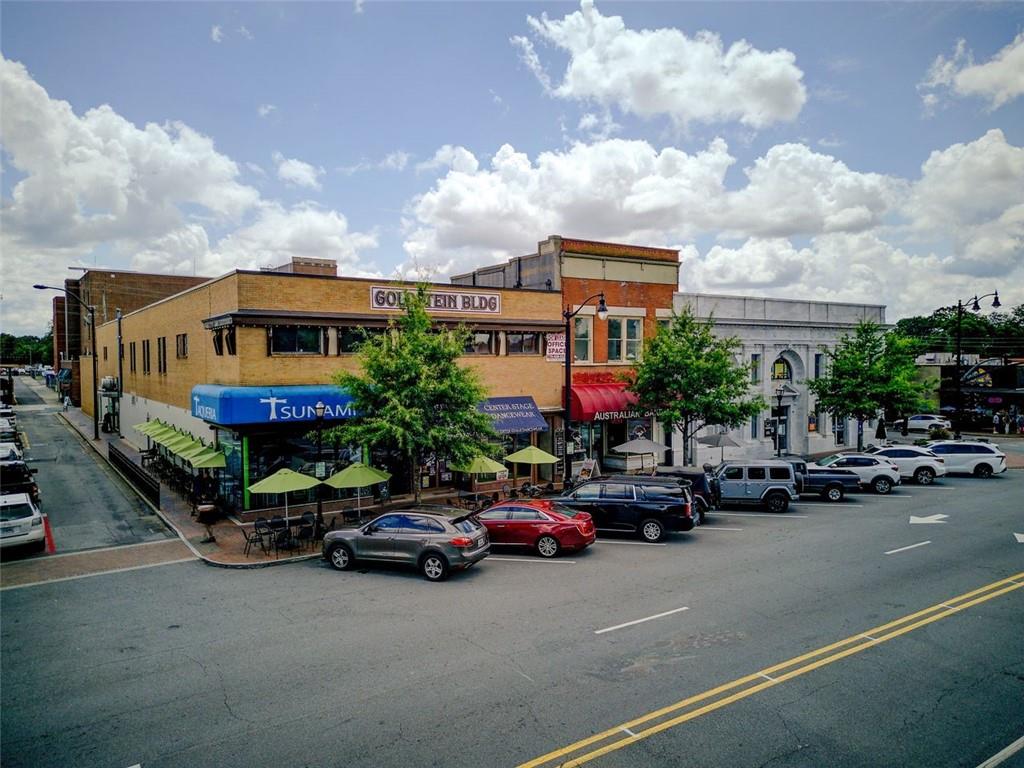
449, 536, 474, 548
31, 517, 42, 526
684, 503, 693, 519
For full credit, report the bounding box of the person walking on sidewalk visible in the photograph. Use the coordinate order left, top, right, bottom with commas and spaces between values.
992, 412, 1000, 434
62, 395, 71, 412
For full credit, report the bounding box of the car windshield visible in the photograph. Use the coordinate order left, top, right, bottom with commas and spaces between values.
1, 503, 36, 522
815, 455, 841, 466
549, 503, 583, 519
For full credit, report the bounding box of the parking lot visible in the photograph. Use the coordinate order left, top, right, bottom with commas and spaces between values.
3, 458, 1021, 768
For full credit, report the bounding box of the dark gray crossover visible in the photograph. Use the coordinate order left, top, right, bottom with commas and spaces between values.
322, 507, 490, 581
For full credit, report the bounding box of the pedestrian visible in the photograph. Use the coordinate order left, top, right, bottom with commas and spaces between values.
62, 394, 70, 412
992, 412, 1000, 434
1018, 413, 1024, 434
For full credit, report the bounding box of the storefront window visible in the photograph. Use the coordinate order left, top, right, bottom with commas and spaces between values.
574, 317, 591, 362
463, 331, 495, 355
834, 415, 846, 445
607, 318, 642, 362
339, 326, 384, 354
270, 325, 322, 354
507, 332, 541, 355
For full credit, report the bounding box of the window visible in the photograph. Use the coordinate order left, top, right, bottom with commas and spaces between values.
270, 325, 322, 354
224, 327, 236, 355
751, 413, 760, 439
510, 508, 543, 520
142, 340, 151, 374
370, 515, 405, 531
102, 346, 108, 362
607, 318, 642, 361
747, 467, 767, 480
506, 332, 542, 356
771, 357, 792, 381
723, 467, 743, 480
157, 337, 167, 374
573, 317, 591, 362
808, 407, 818, 433
601, 483, 634, 500
129, 342, 136, 373
574, 483, 601, 499
176, 333, 188, 359
834, 416, 846, 445
338, 326, 385, 354
477, 508, 508, 521
751, 353, 761, 383
814, 353, 824, 379
406, 516, 445, 533
769, 467, 790, 480
461, 331, 494, 356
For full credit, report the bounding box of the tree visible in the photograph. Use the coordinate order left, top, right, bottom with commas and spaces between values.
326, 285, 499, 503
895, 302, 1024, 359
624, 308, 764, 466
808, 322, 932, 451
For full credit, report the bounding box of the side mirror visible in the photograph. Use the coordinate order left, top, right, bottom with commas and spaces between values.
363, 525, 376, 535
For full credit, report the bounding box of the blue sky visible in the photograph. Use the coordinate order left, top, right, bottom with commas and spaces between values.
2, 1, 1023, 334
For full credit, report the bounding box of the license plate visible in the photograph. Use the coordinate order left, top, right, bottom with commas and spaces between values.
1, 526, 15, 535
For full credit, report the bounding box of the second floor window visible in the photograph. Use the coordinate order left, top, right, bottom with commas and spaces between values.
573, 317, 591, 362
771, 357, 792, 381
607, 318, 642, 362
142, 340, 151, 374
269, 325, 322, 354
814, 353, 824, 379
751, 353, 761, 383
157, 337, 167, 373
129, 342, 136, 373
506, 332, 542, 355
176, 333, 188, 359
463, 331, 495, 356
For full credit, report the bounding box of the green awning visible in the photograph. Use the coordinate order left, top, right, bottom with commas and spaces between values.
190, 450, 226, 469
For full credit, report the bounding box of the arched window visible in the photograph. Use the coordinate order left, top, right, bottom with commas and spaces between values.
771, 357, 792, 381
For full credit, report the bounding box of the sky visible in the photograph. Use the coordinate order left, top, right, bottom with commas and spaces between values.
2, 1, 1023, 336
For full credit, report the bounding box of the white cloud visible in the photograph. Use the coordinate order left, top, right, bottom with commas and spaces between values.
516, 0, 806, 128
273, 151, 325, 190
919, 32, 1024, 112
416, 145, 480, 174
238, 25, 253, 40
211, 25, 223, 43
381, 151, 411, 171
245, 162, 266, 177
354, 0, 365, 15
257, 103, 276, 118
577, 111, 620, 141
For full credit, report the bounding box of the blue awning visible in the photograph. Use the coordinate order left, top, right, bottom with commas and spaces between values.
191, 385, 356, 426
478, 396, 548, 434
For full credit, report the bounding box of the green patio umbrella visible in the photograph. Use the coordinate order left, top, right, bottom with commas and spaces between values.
451, 456, 506, 474
247, 468, 322, 522
504, 445, 559, 490
324, 462, 392, 514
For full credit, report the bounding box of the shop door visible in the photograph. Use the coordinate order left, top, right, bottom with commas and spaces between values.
771, 406, 790, 451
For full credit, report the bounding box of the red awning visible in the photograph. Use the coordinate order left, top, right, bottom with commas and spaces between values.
568, 383, 640, 421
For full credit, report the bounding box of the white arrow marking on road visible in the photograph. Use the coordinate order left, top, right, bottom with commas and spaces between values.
1014, 533, 1024, 544
909, 514, 949, 524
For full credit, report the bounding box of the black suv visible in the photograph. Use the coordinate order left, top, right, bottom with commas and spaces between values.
552, 480, 696, 542
0, 461, 40, 505
653, 466, 720, 523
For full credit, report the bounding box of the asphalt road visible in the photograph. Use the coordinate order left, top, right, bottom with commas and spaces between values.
2, 467, 1022, 768
4, 377, 170, 559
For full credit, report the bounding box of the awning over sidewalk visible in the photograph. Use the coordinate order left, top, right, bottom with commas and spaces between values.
568, 383, 642, 422
477, 396, 548, 434
191, 385, 356, 426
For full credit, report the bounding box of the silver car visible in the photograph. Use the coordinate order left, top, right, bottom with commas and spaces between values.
322, 507, 490, 581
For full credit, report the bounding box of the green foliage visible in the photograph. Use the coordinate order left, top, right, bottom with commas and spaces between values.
808, 321, 933, 450
895, 302, 1024, 358
624, 307, 764, 465
0, 328, 53, 365
928, 426, 951, 440
325, 285, 498, 502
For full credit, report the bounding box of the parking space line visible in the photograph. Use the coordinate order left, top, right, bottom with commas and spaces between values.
594, 540, 667, 547
699, 527, 744, 532
0, 557, 196, 591
594, 606, 689, 635
714, 512, 808, 519
488, 556, 577, 565
976, 734, 1024, 768
758, 672, 776, 682
797, 502, 863, 508
885, 541, 931, 555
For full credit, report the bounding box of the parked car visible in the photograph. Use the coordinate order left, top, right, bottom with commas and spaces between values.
0, 493, 45, 552
0, 461, 41, 504
865, 445, 947, 484
0, 442, 24, 462
599, 473, 699, 517
0, 420, 22, 449
782, 458, 860, 502
551, 480, 696, 542
902, 414, 952, 432
715, 461, 800, 513
322, 507, 489, 581
814, 454, 901, 494
475, 500, 595, 557
653, 466, 720, 523
923, 441, 1008, 478
0, 406, 16, 426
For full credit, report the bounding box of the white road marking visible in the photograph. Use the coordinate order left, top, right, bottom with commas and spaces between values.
714, 512, 808, 519
620, 727, 638, 738
975, 734, 1024, 768
909, 514, 948, 525
861, 634, 879, 641
594, 606, 689, 635
488, 556, 576, 565
515, 669, 535, 683
796, 502, 864, 508
699, 527, 744, 532
884, 540, 932, 556
0, 557, 196, 591
870, 495, 915, 500
41, 538, 176, 560
1014, 533, 1024, 544
594, 540, 667, 547
759, 672, 776, 682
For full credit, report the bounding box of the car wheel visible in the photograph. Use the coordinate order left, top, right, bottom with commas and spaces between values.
420, 552, 449, 581
823, 485, 844, 502
536, 535, 560, 558
765, 492, 789, 513
328, 543, 355, 571
639, 519, 666, 543
973, 463, 993, 479
872, 476, 892, 494
914, 467, 935, 485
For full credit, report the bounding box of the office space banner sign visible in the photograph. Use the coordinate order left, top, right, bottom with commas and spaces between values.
546, 332, 565, 361
370, 286, 501, 314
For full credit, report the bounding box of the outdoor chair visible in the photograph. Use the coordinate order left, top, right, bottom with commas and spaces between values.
294, 512, 317, 551
241, 526, 266, 556
253, 518, 272, 554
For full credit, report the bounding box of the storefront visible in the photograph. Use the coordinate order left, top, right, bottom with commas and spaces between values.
567, 382, 664, 473
478, 396, 553, 485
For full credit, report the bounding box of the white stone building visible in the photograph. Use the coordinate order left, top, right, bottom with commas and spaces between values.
672, 293, 888, 465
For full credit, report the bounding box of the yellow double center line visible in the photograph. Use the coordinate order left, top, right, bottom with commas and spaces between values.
519, 572, 1024, 768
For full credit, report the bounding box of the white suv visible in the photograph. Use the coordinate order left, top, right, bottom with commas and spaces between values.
904, 414, 951, 432
925, 441, 1007, 478
814, 454, 902, 494
867, 446, 947, 485
0, 493, 45, 552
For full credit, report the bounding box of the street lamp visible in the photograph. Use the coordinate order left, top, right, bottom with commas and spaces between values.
34, 284, 99, 441
314, 400, 326, 535
774, 386, 786, 458
562, 293, 609, 487
951, 291, 1000, 439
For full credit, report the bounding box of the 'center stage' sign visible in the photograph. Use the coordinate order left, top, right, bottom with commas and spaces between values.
370, 286, 501, 314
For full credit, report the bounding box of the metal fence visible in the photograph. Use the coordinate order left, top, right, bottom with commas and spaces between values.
108, 443, 160, 509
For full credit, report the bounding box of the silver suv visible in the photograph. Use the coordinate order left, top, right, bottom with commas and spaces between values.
322, 507, 490, 581
715, 460, 800, 513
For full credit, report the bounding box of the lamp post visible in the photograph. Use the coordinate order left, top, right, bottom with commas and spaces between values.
34, 284, 99, 441
562, 292, 609, 487
774, 386, 786, 457
951, 291, 1000, 439
314, 400, 326, 535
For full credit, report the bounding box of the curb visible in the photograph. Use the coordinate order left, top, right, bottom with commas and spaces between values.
56, 411, 315, 570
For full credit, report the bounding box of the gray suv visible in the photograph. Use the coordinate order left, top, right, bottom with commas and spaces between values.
323, 507, 490, 581
715, 460, 799, 513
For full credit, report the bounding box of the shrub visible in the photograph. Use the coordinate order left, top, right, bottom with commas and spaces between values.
928, 426, 951, 441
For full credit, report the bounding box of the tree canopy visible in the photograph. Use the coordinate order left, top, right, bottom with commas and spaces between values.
807, 321, 932, 450
326, 285, 499, 502
894, 302, 1024, 359
0, 329, 53, 366
624, 307, 764, 465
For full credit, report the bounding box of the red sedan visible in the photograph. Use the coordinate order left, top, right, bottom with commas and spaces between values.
475, 500, 595, 558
